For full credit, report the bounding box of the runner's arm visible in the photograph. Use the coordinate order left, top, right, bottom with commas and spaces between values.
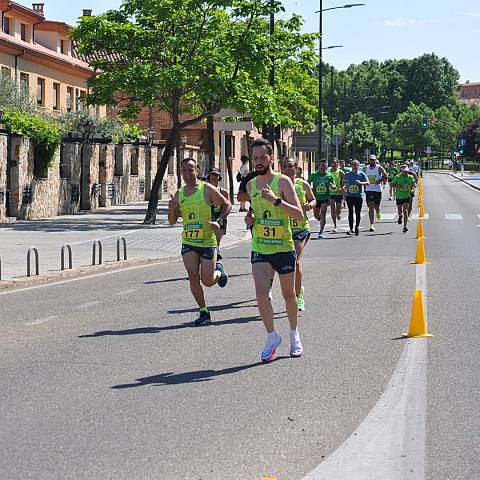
206, 184, 232, 222
302, 180, 316, 211
264, 175, 303, 221
167, 191, 180, 225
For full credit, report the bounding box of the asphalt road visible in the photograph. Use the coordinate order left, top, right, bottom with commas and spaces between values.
0, 173, 478, 480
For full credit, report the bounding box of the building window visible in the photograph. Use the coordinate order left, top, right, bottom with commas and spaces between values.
21, 23, 26, 41
3, 16, 10, 35
66, 86, 73, 112
60, 39, 65, 54
1, 66, 11, 78
53, 83, 60, 110
20, 72, 29, 94
168, 153, 174, 175
37, 78, 45, 106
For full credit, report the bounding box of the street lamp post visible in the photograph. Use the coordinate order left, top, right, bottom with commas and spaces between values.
316, 3, 365, 162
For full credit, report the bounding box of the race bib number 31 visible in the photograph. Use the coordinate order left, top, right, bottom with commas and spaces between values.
256, 219, 285, 245
183, 223, 204, 242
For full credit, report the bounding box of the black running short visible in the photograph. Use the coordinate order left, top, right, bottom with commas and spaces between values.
251, 250, 297, 274
292, 230, 310, 243
396, 197, 410, 206
365, 191, 382, 205
181, 244, 216, 260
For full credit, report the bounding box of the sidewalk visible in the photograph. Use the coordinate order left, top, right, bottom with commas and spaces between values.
450, 171, 480, 191
0, 201, 250, 281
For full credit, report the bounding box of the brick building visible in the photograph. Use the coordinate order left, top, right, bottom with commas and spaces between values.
459, 81, 480, 107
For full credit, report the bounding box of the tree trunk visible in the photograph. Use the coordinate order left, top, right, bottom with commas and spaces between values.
143, 123, 181, 225
245, 130, 253, 171
206, 114, 216, 170
225, 155, 235, 204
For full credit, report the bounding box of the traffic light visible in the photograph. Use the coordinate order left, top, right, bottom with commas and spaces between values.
421, 117, 428, 128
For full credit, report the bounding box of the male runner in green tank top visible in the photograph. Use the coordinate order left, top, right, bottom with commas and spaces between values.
244, 139, 304, 362
168, 158, 232, 326
281, 157, 316, 312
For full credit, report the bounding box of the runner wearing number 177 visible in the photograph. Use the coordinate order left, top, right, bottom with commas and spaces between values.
244, 139, 304, 362
168, 158, 232, 326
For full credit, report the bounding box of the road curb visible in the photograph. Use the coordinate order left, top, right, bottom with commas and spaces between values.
0, 233, 250, 292
449, 173, 480, 192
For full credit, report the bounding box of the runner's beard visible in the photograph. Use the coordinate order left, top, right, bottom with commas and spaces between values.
255, 165, 269, 175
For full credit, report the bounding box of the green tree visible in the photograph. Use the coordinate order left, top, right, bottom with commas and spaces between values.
71, 0, 313, 223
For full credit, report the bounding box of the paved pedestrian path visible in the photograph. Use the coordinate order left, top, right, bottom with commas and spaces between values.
0, 201, 250, 281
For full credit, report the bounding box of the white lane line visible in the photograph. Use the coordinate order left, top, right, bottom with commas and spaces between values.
412, 213, 430, 220
114, 289, 138, 296
72, 301, 101, 310
444, 213, 463, 220
24, 316, 58, 326
303, 266, 429, 480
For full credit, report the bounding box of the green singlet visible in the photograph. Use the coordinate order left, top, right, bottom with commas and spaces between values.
291, 178, 310, 233
308, 171, 334, 200
179, 181, 217, 247
329, 169, 343, 196
386, 166, 399, 179
251, 173, 294, 254
391, 174, 415, 199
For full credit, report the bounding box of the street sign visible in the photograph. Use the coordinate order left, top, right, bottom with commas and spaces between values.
332, 134, 343, 147
291, 132, 326, 151
425, 146, 432, 154
214, 108, 251, 118
213, 121, 254, 131
458, 138, 466, 147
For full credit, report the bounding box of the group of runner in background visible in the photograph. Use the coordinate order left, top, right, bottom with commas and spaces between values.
167, 139, 420, 363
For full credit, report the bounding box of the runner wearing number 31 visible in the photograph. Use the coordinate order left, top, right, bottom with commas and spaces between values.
244, 139, 304, 363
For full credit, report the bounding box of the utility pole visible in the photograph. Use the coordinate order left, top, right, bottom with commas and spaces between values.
269, 3, 275, 155
317, 0, 323, 164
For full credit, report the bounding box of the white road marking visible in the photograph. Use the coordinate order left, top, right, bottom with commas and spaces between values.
303, 266, 429, 480
114, 289, 138, 296
24, 316, 57, 326
412, 213, 429, 220
380, 213, 396, 220
72, 301, 101, 310
445, 213, 463, 220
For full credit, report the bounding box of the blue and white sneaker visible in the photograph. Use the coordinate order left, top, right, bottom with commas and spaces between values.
261, 332, 282, 363
194, 311, 211, 326
216, 262, 228, 288
289, 331, 304, 358
318, 232, 325, 239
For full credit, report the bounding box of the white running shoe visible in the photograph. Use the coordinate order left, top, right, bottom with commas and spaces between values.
261, 332, 282, 363
289, 331, 304, 358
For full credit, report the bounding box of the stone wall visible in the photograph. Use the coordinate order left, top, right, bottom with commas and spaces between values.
0, 133, 181, 223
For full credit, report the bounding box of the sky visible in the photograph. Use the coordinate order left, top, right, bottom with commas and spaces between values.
20, 0, 479, 83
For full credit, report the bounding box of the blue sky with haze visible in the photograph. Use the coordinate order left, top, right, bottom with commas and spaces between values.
20, 0, 478, 82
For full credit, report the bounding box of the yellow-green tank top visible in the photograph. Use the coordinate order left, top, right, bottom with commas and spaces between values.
291, 178, 310, 233
251, 173, 294, 254
179, 182, 217, 248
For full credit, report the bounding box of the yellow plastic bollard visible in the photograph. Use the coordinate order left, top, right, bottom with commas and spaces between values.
416, 219, 424, 239
413, 237, 427, 264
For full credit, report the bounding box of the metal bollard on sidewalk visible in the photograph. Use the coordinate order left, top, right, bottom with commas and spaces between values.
117, 236, 127, 261
92, 239, 103, 266
61, 243, 73, 270
27, 247, 40, 277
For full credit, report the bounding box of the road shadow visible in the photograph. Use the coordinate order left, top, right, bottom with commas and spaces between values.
167, 299, 258, 314
78, 312, 287, 338
145, 273, 251, 285
363, 232, 395, 237
111, 357, 290, 388
390, 336, 408, 341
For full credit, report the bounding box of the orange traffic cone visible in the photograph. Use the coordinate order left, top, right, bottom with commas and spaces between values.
413, 237, 427, 264
402, 289, 433, 338
419, 205, 425, 218
416, 219, 424, 239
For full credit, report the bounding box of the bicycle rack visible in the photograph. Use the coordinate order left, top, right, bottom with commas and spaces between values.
117, 236, 127, 261
92, 239, 103, 266
61, 243, 73, 270
27, 247, 39, 277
